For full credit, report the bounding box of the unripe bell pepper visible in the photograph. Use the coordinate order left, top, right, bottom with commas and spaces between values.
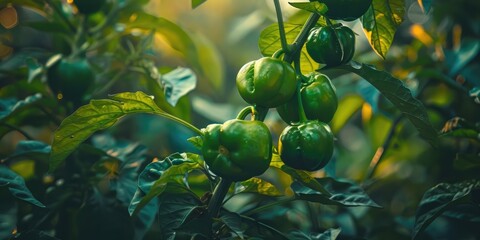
201, 119, 272, 181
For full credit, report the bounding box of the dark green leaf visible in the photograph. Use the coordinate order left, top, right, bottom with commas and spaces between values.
338, 62, 438, 144
258, 23, 317, 74
132, 160, 202, 216
288, 2, 328, 15
7, 140, 51, 161
25, 57, 43, 83
128, 189, 159, 239
218, 210, 290, 240
156, 184, 203, 239
413, 180, 480, 239
235, 178, 283, 197
0, 93, 42, 122
442, 128, 479, 139
0, 165, 45, 207
454, 154, 480, 171
417, 0, 433, 13
0, 191, 16, 240
361, 0, 405, 58
192, 0, 207, 8
281, 165, 331, 196
49, 91, 170, 171
470, 88, 480, 104
292, 177, 381, 208
288, 228, 341, 240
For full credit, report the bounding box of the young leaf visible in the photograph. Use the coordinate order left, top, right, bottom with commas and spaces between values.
291, 177, 381, 208
288, 2, 328, 15
6, 140, 51, 162
413, 180, 480, 239
192, 0, 207, 9
258, 23, 318, 74
360, 0, 405, 58
49, 92, 164, 171
235, 178, 283, 197
0, 165, 45, 207
338, 62, 438, 144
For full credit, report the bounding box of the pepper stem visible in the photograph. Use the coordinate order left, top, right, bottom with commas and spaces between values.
236, 106, 255, 120
207, 178, 233, 218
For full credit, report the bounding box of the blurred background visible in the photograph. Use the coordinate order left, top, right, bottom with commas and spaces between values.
1, 0, 479, 239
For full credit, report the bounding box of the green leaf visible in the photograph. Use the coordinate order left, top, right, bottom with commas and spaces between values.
360, 0, 405, 58
281, 165, 331, 196
330, 95, 364, 134
442, 128, 479, 140
0, 93, 42, 122
161, 67, 197, 107
192, 0, 207, 8
132, 161, 202, 216
454, 154, 480, 171
338, 62, 438, 144
49, 92, 165, 171
187, 136, 203, 150
0, 165, 45, 207
258, 23, 317, 74
288, 2, 328, 15
292, 177, 381, 208
7, 140, 51, 162
417, 0, 433, 13
235, 178, 283, 197
288, 228, 341, 240
413, 180, 480, 239
445, 38, 480, 76
155, 184, 204, 239
218, 210, 290, 240
123, 12, 196, 60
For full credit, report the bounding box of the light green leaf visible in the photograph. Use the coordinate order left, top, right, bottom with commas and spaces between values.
280, 165, 330, 196
338, 62, 438, 144
49, 92, 166, 171
258, 23, 317, 74
330, 95, 364, 134
361, 0, 405, 58
235, 178, 283, 197
192, 0, 207, 8
288, 2, 328, 15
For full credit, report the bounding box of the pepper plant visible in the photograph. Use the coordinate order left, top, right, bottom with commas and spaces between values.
1, 0, 479, 239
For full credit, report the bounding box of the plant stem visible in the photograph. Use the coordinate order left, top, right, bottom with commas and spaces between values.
243, 197, 295, 216
158, 112, 204, 136
365, 116, 403, 180
1, 123, 34, 140
273, 0, 289, 54
207, 178, 233, 218
284, 13, 320, 63
254, 106, 269, 121
236, 106, 255, 120
45, 0, 76, 33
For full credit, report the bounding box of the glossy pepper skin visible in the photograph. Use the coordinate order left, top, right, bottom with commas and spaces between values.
278, 121, 334, 171
236, 57, 297, 108
310, 0, 372, 21
277, 73, 338, 124
201, 119, 272, 181
47, 57, 95, 103
306, 25, 355, 67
